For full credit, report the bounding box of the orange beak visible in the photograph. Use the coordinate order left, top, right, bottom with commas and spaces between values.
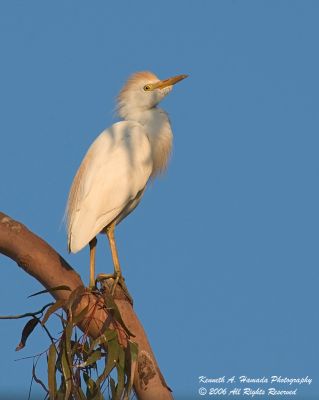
152, 74, 189, 90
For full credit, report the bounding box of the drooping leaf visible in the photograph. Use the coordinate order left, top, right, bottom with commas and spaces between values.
55, 389, 65, 400
96, 338, 119, 386
83, 339, 91, 357
128, 341, 138, 363
75, 385, 87, 400
116, 346, 125, 398
56, 378, 66, 400
83, 372, 94, 392
126, 340, 138, 394
89, 328, 117, 352
64, 320, 73, 366
110, 377, 116, 399
16, 318, 39, 351
66, 286, 86, 317
61, 347, 72, 400
71, 340, 83, 359
28, 285, 71, 298
83, 371, 101, 399
104, 296, 134, 337
48, 343, 57, 399
72, 304, 90, 325
41, 299, 65, 326
76, 349, 102, 368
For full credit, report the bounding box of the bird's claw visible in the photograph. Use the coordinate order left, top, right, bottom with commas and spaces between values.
96, 273, 133, 305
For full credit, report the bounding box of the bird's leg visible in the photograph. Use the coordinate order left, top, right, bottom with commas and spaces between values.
106, 223, 121, 277
96, 223, 132, 303
89, 237, 97, 288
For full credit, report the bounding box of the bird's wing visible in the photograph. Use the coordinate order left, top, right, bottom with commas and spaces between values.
67, 121, 152, 252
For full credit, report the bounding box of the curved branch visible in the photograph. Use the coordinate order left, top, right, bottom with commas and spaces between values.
0, 211, 173, 400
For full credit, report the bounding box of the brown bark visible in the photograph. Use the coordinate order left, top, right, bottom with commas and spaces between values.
0, 211, 173, 400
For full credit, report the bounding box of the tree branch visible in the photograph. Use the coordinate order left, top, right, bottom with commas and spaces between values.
0, 211, 173, 400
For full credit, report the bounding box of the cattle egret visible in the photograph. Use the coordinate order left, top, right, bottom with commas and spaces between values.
66, 71, 188, 295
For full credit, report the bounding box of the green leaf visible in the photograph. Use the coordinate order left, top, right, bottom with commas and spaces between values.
66, 286, 86, 316
83, 371, 94, 391
72, 304, 90, 325
55, 389, 65, 400
126, 340, 138, 394
75, 385, 87, 400
15, 318, 39, 351
77, 349, 102, 368
56, 378, 66, 400
96, 338, 119, 386
28, 285, 71, 298
110, 377, 116, 399
128, 340, 138, 363
89, 328, 117, 352
83, 339, 91, 357
48, 343, 57, 400
71, 340, 82, 358
83, 372, 101, 399
85, 348, 102, 367
116, 346, 125, 398
61, 347, 72, 400
65, 320, 73, 366
104, 296, 134, 337
41, 299, 65, 326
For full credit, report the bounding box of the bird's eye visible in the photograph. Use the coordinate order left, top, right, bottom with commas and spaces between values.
143, 85, 151, 91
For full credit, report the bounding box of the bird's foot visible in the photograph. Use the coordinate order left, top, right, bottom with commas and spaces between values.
96, 272, 133, 305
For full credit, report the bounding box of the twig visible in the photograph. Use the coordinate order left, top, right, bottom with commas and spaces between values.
0, 302, 54, 320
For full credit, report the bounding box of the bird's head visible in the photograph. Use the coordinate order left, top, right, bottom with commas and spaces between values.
117, 71, 188, 119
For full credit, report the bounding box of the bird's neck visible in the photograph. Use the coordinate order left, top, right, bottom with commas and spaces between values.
124, 107, 173, 177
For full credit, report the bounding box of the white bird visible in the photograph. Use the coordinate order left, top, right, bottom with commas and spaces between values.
66, 71, 188, 295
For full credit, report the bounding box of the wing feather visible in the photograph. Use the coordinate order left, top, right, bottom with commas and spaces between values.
67, 121, 152, 252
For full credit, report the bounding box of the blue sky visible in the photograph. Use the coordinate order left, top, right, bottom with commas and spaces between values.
0, 1, 318, 399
